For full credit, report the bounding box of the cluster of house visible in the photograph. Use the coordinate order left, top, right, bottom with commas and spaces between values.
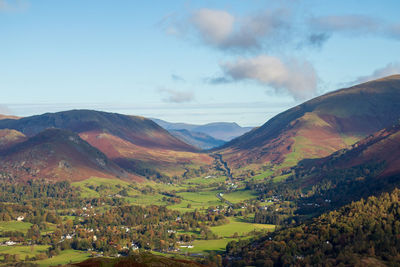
176, 241, 194, 249
2, 240, 19, 246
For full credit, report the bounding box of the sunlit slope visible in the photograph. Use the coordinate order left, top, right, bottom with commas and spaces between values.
217, 75, 400, 171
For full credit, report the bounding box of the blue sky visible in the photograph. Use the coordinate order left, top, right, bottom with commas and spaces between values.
1, 0, 399, 126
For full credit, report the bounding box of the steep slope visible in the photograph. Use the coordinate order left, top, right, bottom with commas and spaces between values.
0, 129, 27, 150
217, 75, 400, 170
299, 121, 400, 178
227, 188, 400, 266
0, 110, 212, 178
0, 114, 20, 120
169, 129, 226, 149
282, 122, 400, 209
0, 128, 138, 182
152, 118, 253, 141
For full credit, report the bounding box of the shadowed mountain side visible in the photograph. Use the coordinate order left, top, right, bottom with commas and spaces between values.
0, 128, 141, 182
217, 75, 400, 170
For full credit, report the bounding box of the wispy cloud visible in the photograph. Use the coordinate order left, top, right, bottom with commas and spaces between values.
171, 74, 185, 82
158, 87, 195, 103
310, 14, 400, 41
215, 55, 318, 100
0, 0, 28, 12
350, 62, 400, 84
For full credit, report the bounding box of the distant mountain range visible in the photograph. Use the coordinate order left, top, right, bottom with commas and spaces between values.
217, 75, 400, 174
152, 118, 253, 149
168, 129, 225, 150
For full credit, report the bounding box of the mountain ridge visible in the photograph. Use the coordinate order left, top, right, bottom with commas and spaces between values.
217, 75, 400, 172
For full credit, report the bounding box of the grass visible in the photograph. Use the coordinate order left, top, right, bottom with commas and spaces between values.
210, 217, 275, 238
181, 176, 227, 186
125, 193, 169, 206
223, 190, 257, 203
72, 177, 133, 198
0, 245, 50, 258
0, 221, 32, 234
34, 249, 92, 266
272, 174, 291, 183
179, 238, 236, 254
252, 170, 273, 181
168, 190, 222, 212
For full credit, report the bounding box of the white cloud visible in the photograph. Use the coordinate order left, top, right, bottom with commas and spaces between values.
158, 88, 195, 103
219, 55, 318, 100
184, 8, 293, 52
352, 62, 400, 84
192, 8, 235, 46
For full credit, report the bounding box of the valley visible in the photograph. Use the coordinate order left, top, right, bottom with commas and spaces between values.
0, 76, 400, 266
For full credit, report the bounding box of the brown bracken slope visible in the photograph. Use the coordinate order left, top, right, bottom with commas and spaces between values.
0, 110, 213, 178
0, 128, 140, 182
216, 75, 400, 171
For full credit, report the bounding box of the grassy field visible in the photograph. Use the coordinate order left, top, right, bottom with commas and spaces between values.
34, 249, 91, 266
210, 217, 275, 238
168, 190, 222, 212
179, 238, 237, 254
72, 177, 133, 198
181, 176, 227, 186
0, 245, 50, 258
252, 170, 274, 181
223, 190, 257, 203
125, 193, 169, 206
0, 221, 32, 234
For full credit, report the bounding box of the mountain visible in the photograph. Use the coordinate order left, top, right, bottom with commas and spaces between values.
217, 75, 400, 171
0, 110, 212, 178
0, 128, 137, 182
299, 121, 400, 179
0, 114, 20, 120
152, 118, 253, 142
0, 129, 26, 150
0, 110, 195, 151
283, 122, 400, 210
169, 129, 225, 150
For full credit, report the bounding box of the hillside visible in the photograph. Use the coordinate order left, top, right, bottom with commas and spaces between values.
217, 75, 400, 171
170, 129, 226, 150
152, 118, 253, 142
0, 110, 213, 178
71, 252, 204, 267
287, 122, 400, 210
0, 114, 20, 120
0, 128, 138, 182
0, 129, 26, 150
226, 188, 400, 266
